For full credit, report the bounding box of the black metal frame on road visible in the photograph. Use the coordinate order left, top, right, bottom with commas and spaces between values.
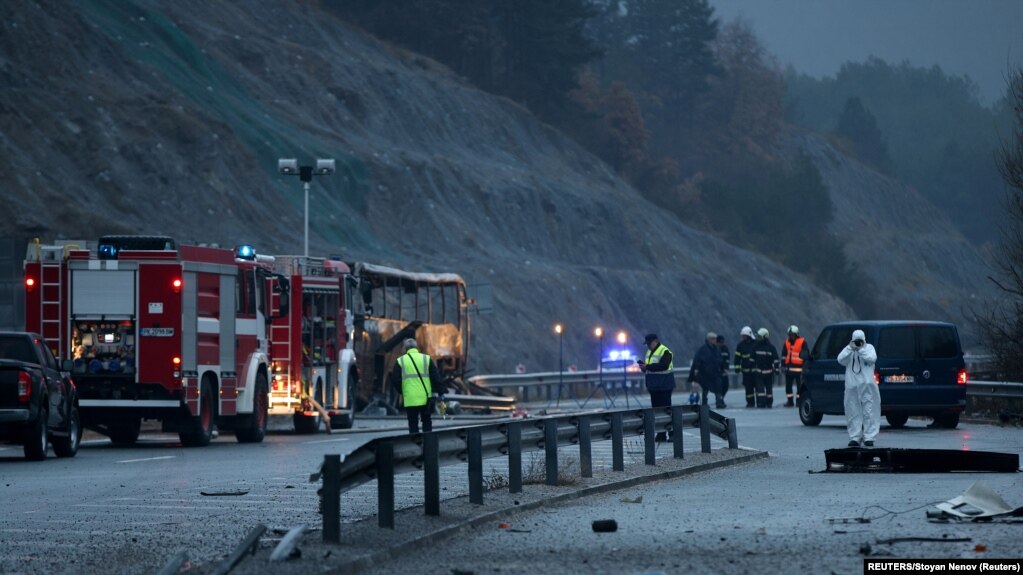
313, 404, 739, 542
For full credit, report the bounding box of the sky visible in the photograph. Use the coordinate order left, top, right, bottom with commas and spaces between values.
709, 0, 1023, 105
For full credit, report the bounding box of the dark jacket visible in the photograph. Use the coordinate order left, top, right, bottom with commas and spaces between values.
717, 343, 730, 376
734, 337, 756, 373
688, 343, 722, 388
753, 339, 780, 373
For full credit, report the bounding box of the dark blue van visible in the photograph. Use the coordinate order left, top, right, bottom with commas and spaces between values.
799, 321, 967, 429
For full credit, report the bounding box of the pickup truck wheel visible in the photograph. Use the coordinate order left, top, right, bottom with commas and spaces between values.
798, 393, 823, 426
24, 406, 48, 461
108, 418, 142, 446
236, 374, 268, 443
53, 406, 81, 458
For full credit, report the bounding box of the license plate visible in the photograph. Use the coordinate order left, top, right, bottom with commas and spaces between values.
140, 327, 175, 337
885, 374, 914, 383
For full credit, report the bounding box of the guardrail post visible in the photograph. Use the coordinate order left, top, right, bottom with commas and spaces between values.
468, 428, 483, 504
578, 415, 592, 478
508, 421, 522, 494
611, 411, 624, 471
322, 454, 341, 543
671, 406, 684, 459
544, 419, 558, 486
726, 417, 738, 449
699, 404, 711, 454
643, 408, 656, 465
377, 441, 394, 528
424, 432, 440, 516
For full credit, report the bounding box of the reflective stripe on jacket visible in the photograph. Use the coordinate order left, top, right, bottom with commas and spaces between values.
397, 350, 432, 407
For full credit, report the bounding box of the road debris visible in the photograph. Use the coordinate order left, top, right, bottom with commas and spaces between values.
876, 537, 971, 545
592, 519, 618, 533
211, 524, 266, 575
620, 495, 643, 504
200, 490, 249, 497
929, 481, 1023, 522
269, 525, 307, 562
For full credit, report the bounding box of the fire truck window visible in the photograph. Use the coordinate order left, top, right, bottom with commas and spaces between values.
236, 271, 256, 315
255, 272, 265, 315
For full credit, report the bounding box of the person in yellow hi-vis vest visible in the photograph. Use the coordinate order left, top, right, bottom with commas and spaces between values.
388, 338, 444, 434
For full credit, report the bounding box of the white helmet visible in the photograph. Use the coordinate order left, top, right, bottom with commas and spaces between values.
740, 326, 753, 338
788, 325, 799, 335
757, 328, 769, 339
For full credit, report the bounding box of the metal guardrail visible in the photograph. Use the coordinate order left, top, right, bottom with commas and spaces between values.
967, 381, 1023, 400
471, 370, 1023, 403
312, 404, 738, 542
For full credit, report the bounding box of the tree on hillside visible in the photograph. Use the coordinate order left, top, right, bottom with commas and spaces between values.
703, 19, 784, 161
835, 96, 894, 174
979, 67, 1023, 378
617, 0, 719, 150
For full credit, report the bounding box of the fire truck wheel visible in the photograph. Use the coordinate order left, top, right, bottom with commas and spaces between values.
330, 372, 357, 430
180, 381, 215, 447
293, 411, 320, 435
23, 406, 49, 461
108, 418, 142, 446
236, 373, 268, 443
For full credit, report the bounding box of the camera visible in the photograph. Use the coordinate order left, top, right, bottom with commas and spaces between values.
853, 339, 865, 347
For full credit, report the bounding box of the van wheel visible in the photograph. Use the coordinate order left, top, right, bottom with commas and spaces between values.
53, 406, 81, 458
180, 380, 215, 447
885, 413, 909, 429
24, 407, 49, 461
932, 413, 960, 429
236, 373, 268, 443
798, 393, 822, 426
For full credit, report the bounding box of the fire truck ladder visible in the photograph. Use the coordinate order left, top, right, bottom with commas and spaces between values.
270, 314, 296, 410
37, 245, 66, 357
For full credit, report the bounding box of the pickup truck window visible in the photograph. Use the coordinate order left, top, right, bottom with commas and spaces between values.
35, 340, 58, 370
0, 336, 37, 364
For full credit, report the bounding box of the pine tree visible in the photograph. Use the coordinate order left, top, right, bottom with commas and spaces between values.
836, 96, 894, 174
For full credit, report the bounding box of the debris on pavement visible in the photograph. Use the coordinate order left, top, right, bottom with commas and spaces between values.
620, 495, 643, 504
200, 490, 249, 497
269, 525, 307, 562
827, 517, 871, 524
592, 519, 618, 533
876, 537, 971, 545
929, 481, 1023, 522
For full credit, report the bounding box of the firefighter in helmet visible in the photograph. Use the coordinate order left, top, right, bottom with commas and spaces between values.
733, 326, 757, 408
753, 328, 779, 408
781, 325, 810, 407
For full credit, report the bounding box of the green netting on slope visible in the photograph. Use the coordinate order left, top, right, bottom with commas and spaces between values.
78, 0, 381, 251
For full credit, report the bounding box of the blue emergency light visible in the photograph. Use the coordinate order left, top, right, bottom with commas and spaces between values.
235, 245, 256, 260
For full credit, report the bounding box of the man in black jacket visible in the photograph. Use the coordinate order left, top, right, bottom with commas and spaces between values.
689, 332, 725, 408
733, 326, 757, 407
753, 328, 780, 408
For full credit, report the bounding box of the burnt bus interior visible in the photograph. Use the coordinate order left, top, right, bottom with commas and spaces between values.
349, 262, 470, 411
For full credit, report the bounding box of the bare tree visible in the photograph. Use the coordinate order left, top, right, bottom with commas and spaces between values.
979, 67, 1023, 378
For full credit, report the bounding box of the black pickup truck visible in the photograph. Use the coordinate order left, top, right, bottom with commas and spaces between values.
0, 332, 80, 460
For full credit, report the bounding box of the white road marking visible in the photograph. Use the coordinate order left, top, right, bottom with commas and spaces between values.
304, 437, 353, 444
116, 455, 176, 463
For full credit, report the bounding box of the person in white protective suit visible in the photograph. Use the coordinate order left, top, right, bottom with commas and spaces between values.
837, 329, 879, 447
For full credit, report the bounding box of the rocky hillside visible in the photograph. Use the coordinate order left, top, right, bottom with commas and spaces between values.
0, 0, 898, 372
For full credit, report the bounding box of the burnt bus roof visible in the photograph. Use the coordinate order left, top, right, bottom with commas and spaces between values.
351, 261, 465, 287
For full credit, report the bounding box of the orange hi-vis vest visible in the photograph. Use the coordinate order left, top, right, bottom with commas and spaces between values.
783, 337, 806, 372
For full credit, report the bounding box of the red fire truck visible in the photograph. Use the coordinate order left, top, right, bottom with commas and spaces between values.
23, 236, 287, 446
268, 255, 357, 433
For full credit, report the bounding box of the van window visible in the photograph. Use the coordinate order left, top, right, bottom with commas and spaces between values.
814, 327, 857, 360
919, 326, 958, 358
877, 327, 915, 359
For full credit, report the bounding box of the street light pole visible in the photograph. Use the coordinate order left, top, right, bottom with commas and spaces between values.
617, 331, 628, 409
595, 327, 604, 400
555, 323, 564, 408
304, 180, 310, 258
278, 158, 336, 259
